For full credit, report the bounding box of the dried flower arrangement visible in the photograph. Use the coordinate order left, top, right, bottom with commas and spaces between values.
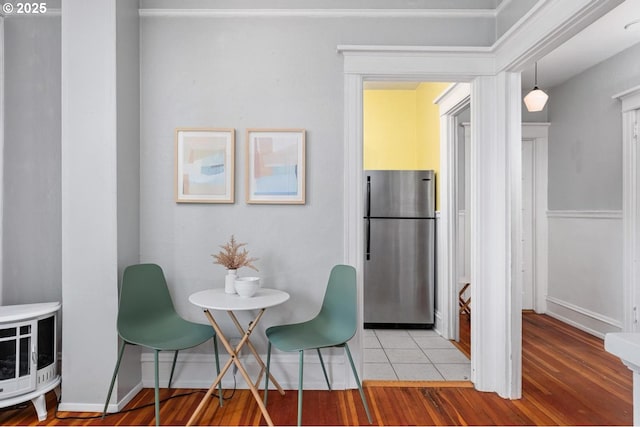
212, 235, 259, 271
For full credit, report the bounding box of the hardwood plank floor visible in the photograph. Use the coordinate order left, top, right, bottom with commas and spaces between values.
0, 313, 632, 426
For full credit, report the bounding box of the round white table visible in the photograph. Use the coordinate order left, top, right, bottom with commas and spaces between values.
187, 288, 290, 427
189, 288, 290, 311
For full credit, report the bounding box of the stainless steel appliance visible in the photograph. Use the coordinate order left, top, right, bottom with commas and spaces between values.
363, 170, 435, 328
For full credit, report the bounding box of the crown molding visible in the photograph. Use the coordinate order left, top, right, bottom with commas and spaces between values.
493, 0, 623, 72
138, 8, 496, 19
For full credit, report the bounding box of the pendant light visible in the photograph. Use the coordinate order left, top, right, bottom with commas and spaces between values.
524, 62, 549, 112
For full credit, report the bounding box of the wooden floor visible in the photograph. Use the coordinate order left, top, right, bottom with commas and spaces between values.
0, 313, 632, 426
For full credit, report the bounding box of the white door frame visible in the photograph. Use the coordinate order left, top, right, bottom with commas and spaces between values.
522, 123, 550, 314
339, 48, 522, 397
615, 85, 640, 332
435, 83, 471, 341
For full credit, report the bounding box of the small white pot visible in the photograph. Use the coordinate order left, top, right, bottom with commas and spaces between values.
234, 277, 260, 298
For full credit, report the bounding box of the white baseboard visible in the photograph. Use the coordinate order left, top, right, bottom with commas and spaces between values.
58, 381, 143, 413
546, 296, 622, 339
58, 350, 356, 412
434, 309, 442, 336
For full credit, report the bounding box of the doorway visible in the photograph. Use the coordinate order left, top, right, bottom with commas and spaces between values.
361, 81, 470, 381
458, 124, 549, 315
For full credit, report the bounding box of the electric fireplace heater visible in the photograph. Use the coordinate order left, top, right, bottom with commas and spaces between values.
0, 302, 61, 421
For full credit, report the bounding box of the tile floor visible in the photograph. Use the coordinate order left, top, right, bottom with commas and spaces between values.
363, 328, 471, 381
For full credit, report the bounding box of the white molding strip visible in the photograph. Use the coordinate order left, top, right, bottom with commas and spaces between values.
547, 210, 623, 219
546, 296, 622, 329
492, 0, 546, 52
545, 311, 610, 341
337, 44, 492, 54
494, 0, 512, 16
60, 382, 143, 413
73, 382, 143, 414
139, 8, 496, 19
614, 84, 640, 113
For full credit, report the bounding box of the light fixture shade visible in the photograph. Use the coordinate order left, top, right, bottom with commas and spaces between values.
524, 87, 549, 112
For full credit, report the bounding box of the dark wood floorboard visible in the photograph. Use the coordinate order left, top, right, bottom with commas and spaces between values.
0, 313, 631, 426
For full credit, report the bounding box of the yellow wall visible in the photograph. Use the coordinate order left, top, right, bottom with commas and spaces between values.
363, 90, 418, 169
416, 82, 450, 174
363, 82, 450, 208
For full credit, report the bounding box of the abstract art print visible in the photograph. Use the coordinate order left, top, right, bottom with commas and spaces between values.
175, 128, 235, 203
246, 129, 305, 204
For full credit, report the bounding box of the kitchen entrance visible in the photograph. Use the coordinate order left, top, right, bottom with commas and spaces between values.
361, 81, 470, 381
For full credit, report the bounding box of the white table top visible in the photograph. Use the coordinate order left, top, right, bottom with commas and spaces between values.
189, 288, 290, 311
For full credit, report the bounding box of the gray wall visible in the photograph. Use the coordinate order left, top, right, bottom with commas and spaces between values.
3, 15, 61, 306
139, 13, 495, 351
548, 42, 640, 211
545, 41, 640, 336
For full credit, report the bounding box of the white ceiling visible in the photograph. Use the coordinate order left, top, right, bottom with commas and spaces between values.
523, 0, 640, 90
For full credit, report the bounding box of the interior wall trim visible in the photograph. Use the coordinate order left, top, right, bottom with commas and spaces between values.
616, 86, 640, 332
494, 0, 513, 16
547, 210, 623, 219
435, 82, 470, 342
546, 296, 622, 329
493, 0, 622, 72
138, 8, 496, 19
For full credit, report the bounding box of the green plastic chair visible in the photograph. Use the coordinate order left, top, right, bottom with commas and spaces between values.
102, 263, 222, 426
263, 264, 372, 426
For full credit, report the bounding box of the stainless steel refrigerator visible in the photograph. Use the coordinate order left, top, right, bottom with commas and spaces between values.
363, 170, 435, 328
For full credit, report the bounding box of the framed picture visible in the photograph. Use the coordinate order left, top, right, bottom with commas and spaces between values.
246, 129, 306, 204
175, 128, 235, 203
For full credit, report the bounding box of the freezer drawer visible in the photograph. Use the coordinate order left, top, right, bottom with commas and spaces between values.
364, 218, 435, 326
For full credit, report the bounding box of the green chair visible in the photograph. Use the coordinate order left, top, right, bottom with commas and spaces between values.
263, 264, 373, 426
102, 263, 222, 426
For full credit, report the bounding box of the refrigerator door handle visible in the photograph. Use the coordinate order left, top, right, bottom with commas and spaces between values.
365, 175, 371, 260
366, 218, 371, 260
366, 176, 371, 217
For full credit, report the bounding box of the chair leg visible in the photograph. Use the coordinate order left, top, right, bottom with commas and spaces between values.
154, 350, 161, 426
102, 341, 127, 418
213, 335, 223, 407
316, 348, 331, 391
263, 341, 272, 407
344, 343, 372, 424
168, 350, 179, 388
298, 350, 304, 427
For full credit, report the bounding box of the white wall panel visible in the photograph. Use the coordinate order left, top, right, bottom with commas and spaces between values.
547, 211, 623, 337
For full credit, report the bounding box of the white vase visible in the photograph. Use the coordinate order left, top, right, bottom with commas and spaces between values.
225, 269, 237, 294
